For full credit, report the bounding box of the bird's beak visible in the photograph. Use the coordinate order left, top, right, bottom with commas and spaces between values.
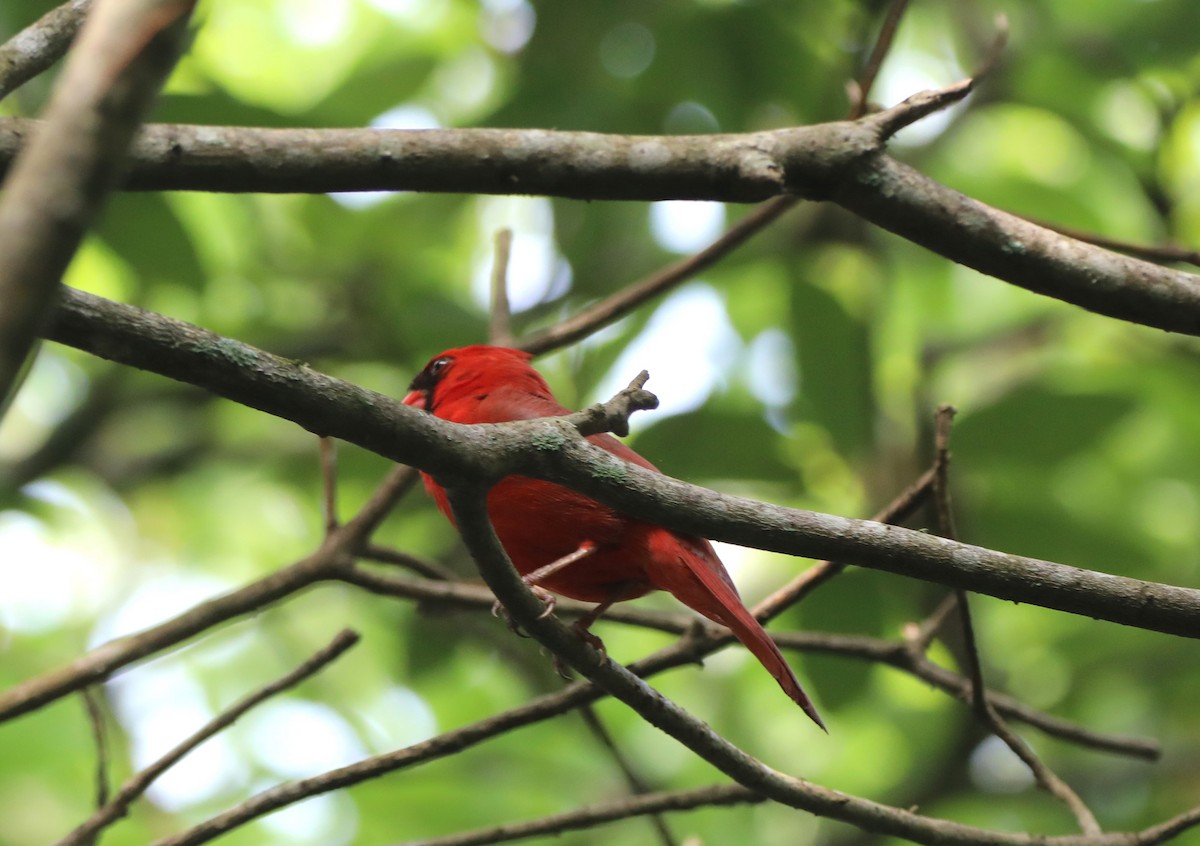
402, 389, 427, 410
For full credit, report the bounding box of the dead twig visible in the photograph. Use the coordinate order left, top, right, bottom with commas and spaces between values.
489, 227, 515, 347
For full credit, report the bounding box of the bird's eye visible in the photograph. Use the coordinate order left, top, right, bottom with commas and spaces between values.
429, 356, 452, 377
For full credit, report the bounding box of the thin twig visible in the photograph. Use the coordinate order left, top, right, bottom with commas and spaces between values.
0, 546, 344, 724
360, 544, 459, 582
932, 404, 959, 541
81, 686, 110, 809
755, 465, 937, 623
985, 708, 1103, 836
319, 436, 339, 533
866, 78, 976, 141
578, 704, 677, 846
863, 11, 1007, 141
339, 464, 420, 541
929, 404, 1101, 836
974, 13, 1010, 82
847, 0, 912, 119
519, 198, 796, 356
1031, 218, 1200, 268
57, 629, 361, 846
489, 227, 515, 347
396, 783, 755, 846
0, 462, 411, 725
907, 591, 960, 653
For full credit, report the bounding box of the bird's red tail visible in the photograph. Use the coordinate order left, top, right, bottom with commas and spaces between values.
655, 533, 826, 731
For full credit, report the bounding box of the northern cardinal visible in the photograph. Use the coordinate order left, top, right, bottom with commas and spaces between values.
404, 344, 824, 729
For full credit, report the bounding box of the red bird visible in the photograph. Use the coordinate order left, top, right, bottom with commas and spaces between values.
403, 344, 824, 730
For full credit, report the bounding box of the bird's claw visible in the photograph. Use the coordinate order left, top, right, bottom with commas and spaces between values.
551, 653, 574, 681
491, 585, 557, 636
532, 586, 557, 618
491, 599, 529, 637
550, 626, 608, 681
571, 620, 608, 662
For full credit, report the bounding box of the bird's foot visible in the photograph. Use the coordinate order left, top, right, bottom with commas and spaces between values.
491, 585, 557, 636
571, 619, 608, 662
549, 624, 608, 680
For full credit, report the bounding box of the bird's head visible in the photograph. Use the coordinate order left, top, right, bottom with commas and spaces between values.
403, 345, 539, 414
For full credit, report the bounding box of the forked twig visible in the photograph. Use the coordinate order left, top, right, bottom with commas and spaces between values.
519, 0, 920, 358
846, 0, 912, 119
56, 629, 361, 846
927, 405, 1101, 836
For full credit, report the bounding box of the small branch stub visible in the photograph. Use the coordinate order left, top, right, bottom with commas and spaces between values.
573, 370, 659, 438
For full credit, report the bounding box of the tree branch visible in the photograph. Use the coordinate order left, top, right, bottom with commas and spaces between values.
138, 561, 1186, 846
519, 196, 796, 356
846, 0, 912, 119
929, 406, 1101, 836
39, 287, 1200, 639
576, 705, 677, 846
0, 0, 93, 100
344, 565, 1161, 760
56, 629, 360, 846
0, 551, 333, 724
520, 0, 920, 358
81, 686, 111, 808
0, 0, 194, 407
488, 227, 515, 347
829, 153, 1200, 335
396, 783, 756, 846
2, 84, 1193, 340
439, 483, 1197, 846
0, 458, 417, 725
0, 116, 867, 200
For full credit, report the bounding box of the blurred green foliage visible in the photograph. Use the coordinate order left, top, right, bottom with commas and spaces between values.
1, 1, 1199, 845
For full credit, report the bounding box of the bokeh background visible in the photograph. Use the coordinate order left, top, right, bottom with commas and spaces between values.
2, 0, 1199, 844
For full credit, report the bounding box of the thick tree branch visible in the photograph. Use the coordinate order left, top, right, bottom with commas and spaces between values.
828, 153, 1200, 335
0, 0, 194, 407
3, 91, 1195, 338
40, 287, 1200, 639
0, 116, 866, 200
